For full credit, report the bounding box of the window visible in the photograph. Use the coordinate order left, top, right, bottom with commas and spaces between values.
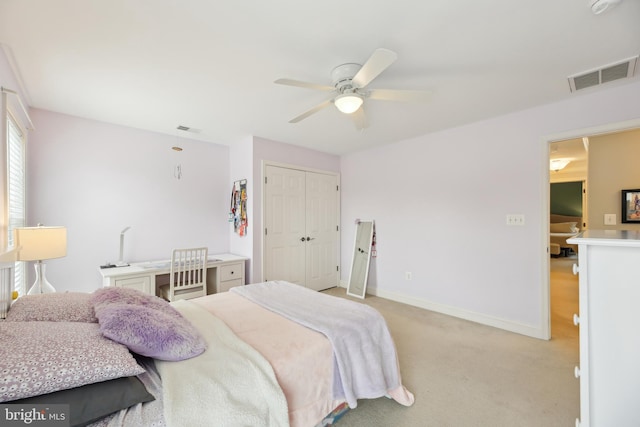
6, 112, 26, 295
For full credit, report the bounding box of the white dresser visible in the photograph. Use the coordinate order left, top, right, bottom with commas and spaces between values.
568, 230, 640, 427
98, 253, 247, 296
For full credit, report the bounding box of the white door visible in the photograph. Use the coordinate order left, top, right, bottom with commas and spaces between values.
264, 166, 306, 285
264, 165, 338, 290
305, 171, 338, 291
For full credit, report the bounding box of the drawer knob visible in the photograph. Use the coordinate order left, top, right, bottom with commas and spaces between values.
572, 263, 579, 275
574, 366, 580, 378
573, 314, 580, 326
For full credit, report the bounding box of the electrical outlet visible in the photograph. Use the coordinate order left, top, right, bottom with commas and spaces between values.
506, 214, 525, 226
604, 213, 617, 225
405, 272, 412, 280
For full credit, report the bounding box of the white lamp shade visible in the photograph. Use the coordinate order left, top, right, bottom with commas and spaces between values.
14, 226, 67, 261
334, 94, 363, 114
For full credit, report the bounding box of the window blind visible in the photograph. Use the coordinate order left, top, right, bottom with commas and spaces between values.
7, 113, 26, 295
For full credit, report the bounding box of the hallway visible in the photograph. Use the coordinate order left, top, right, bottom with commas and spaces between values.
550, 255, 579, 352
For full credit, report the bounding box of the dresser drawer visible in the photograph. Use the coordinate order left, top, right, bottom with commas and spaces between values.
219, 263, 243, 281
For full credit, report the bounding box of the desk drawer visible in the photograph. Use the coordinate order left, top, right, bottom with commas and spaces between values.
220, 263, 243, 281
114, 275, 152, 295
217, 278, 243, 293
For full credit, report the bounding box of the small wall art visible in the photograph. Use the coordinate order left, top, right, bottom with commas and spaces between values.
621, 189, 640, 223
230, 179, 248, 235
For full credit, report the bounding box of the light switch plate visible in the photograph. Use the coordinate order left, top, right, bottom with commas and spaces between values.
506, 214, 525, 226
604, 214, 617, 225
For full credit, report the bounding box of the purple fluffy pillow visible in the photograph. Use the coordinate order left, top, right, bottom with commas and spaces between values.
90, 288, 206, 361
97, 303, 206, 361
91, 287, 181, 318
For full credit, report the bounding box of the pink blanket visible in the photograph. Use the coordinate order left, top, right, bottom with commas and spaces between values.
192, 292, 341, 427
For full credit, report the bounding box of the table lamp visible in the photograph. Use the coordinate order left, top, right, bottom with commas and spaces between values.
14, 225, 67, 294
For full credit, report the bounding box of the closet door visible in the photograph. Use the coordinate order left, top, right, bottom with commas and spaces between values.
264, 165, 338, 290
264, 166, 306, 285
305, 171, 338, 291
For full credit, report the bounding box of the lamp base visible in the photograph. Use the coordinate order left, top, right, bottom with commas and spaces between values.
27, 261, 56, 294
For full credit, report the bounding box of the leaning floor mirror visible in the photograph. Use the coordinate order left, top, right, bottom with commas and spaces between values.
347, 220, 374, 299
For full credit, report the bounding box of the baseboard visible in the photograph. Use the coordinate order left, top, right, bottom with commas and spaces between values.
341, 283, 546, 339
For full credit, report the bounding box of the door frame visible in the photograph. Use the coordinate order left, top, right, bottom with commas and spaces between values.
541, 117, 640, 340
261, 160, 341, 286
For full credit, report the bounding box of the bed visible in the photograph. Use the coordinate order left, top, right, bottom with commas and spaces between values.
0, 281, 414, 427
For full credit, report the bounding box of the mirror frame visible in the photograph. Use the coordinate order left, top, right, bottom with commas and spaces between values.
347, 220, 374, 299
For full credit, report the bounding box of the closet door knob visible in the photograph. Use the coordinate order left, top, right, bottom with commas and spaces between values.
572, 263, 580, 275
300, 237, 306, 242
574, 366, 581, 378
573, 314, 580, 326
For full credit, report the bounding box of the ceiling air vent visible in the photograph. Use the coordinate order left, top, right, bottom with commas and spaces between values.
176, 125, 202, 133
568, 56, 638, 92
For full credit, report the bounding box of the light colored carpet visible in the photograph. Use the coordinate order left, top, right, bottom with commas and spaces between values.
322, 257, 580, 427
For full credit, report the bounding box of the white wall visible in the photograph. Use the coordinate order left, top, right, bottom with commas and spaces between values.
27, 109, 231, 293
340, 79, 640, 338
229, 136, 254, 280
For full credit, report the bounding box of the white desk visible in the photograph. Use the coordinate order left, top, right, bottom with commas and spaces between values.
98, 253, 247, 297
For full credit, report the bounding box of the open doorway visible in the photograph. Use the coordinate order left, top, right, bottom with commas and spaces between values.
548, 139, 585, 343
546, 123, 640, 342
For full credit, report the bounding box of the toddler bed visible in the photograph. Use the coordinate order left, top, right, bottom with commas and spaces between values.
0, 281, 413, 427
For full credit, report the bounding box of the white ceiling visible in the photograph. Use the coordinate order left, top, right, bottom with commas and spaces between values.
550, 138, 588, 183
1, 0, 639, 155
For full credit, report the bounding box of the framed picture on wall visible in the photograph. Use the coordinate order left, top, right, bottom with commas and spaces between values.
621, 189, 640, 223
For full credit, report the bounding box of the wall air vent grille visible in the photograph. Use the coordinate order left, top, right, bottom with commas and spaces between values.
568, 56, 638, 92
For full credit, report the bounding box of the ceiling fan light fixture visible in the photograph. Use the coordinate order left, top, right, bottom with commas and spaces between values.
334, 93, 363, 114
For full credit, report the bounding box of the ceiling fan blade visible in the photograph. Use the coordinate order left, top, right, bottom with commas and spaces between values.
352, 48, 398, 89
368, 88, 432, 102
289, 99, 333, 123
349, 105, 369, 130
274, 78, 334, 92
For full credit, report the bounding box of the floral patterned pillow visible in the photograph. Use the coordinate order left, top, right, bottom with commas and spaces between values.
0, 321, 144, 402
5, 292, 97, 322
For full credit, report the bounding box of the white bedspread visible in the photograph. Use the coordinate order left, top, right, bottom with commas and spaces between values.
231, 281, 414, 409
155, 300, 289, 427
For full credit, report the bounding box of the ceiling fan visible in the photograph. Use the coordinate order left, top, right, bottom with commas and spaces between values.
275, 48, 431, 129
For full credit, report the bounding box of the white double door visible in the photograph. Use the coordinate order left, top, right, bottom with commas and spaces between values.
264, 165, 339, 291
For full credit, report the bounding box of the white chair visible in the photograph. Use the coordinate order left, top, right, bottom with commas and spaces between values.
160, 247, 208, 301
